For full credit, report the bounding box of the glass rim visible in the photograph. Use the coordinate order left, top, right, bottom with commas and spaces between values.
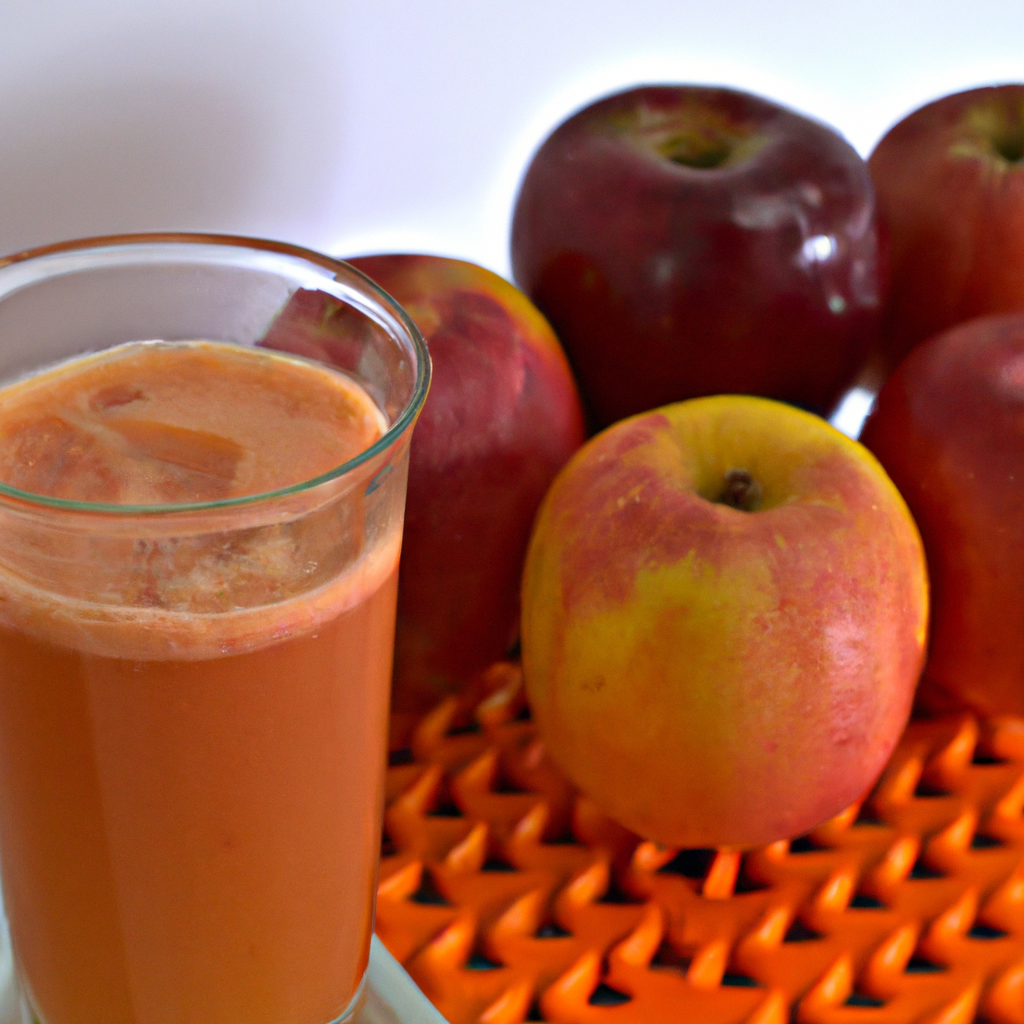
0, 232, 431, 517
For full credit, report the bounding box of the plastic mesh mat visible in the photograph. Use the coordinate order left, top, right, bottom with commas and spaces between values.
375, 662, 1024, 1024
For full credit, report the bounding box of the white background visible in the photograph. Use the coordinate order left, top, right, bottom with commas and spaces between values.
3, 0, 1024, 280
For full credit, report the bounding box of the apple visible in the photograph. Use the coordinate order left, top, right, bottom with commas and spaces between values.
861, 313, 1024, 718
262, 258, 586, 735
510, 85, 885, 429
520, 395, 927, 848
869, 84, 1024, 377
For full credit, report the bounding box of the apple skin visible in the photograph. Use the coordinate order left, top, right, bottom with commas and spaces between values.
343, 255, 586, 731
510, 85, 885, 429
521, 396, 927, 849
869, 84, 1024, 376
860, 313, 1024, 718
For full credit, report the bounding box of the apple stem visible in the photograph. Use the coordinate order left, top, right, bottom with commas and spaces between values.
718, 469, 762, 512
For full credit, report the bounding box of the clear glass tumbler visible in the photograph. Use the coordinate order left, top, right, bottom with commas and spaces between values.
0, 234, 430, 1024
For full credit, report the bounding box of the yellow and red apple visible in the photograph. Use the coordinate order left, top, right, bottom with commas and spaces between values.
521, 396, 928, 849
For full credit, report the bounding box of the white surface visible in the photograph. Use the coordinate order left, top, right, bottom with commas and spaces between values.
0, 934, 447, 1024
363, 937, 449, 1024
3, 1, 1024, 279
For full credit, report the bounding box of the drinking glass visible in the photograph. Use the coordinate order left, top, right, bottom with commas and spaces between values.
0, 234, 430, 1024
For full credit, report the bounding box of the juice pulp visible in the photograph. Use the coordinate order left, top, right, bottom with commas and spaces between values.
0, 342, 401, 1024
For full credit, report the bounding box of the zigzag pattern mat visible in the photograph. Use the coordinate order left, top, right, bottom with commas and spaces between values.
375, 663, 1024, 1024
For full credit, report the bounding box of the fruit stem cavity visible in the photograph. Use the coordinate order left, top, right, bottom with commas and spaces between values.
967, 103, 1024, 164
994, 128, 1024, 164
659, 133, 733, 169
717, 469, 762, 511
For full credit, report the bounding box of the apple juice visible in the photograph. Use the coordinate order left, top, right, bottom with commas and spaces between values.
0, 341, 401, 1024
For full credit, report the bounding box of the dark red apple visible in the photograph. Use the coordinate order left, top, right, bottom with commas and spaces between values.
510, 84, 885, 429
264, 258, 586, 739
869, 84, 1024, 376
860, 312, 1024, 717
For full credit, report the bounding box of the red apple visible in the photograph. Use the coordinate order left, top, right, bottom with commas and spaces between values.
262, 258, 586, 737
861, 313, 1024, 718
521, 395, 928, 848
869, 84, 1024, 376
510, 84, 885, 429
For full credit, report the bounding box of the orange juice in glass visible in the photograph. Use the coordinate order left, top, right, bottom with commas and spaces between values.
0, 236, 430, 1024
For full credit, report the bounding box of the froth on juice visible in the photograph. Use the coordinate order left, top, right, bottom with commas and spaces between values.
0, 341, 404, 1024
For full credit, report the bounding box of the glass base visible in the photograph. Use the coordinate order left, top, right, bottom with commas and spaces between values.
18, 970, 368, 1024
0, 936, 442, 1024
327, 971, 368, 1024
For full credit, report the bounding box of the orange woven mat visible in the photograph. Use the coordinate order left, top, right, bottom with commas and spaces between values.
375, 663, 1024, 1024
